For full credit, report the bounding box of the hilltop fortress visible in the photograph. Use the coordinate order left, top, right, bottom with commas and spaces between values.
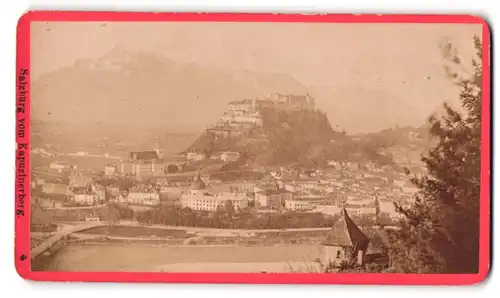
114, 93, 321, 180
207, 93, 316, 138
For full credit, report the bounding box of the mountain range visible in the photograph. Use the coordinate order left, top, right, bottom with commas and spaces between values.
32, 46, 308, 133
31, 46, 435, 134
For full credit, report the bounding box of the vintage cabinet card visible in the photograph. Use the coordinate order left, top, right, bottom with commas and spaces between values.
15, 12, 491, 285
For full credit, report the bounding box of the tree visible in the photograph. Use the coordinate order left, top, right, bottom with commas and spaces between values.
391, 36, 483, 273
106, 203, 120, 228
221, 200, 235, 220
168, 164, 179, 173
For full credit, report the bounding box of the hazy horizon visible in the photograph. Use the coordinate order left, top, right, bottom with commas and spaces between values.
31, 21, 482, 133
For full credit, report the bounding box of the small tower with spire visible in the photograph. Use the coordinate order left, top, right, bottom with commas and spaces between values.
322, 208, 370, 269
189, 168, 206, 195
374, 193, 381, 226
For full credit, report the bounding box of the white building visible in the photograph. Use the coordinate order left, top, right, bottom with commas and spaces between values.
74, 194, 96, 205
284, 183, 299, 193
285, 199, 310, 211
346, 161, 360, 171
344, 206, 376, 217
126, 186, 160, 206
181, 193, 249, 212
72, 190, 98, 205
220, 151, 241, 162
228, 98, 256, 112
314, 205, 343, 216
255, 189, 292, 210
49, 162, 75, 172
296, 179, 319, 190
365, 160, 377, 170
85, 214, 100, 222
93, 185, 107, 202
327, 160, 343, 170
186, 152, 207, 162
219, 111, 263, 127
180, 171, 249, 212
324, 186, 335, 193
104, 164, 117, 176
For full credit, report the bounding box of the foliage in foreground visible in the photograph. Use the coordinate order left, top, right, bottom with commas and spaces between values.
388, 36, 483, 274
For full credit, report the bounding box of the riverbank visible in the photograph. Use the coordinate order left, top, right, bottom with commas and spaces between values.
31, 223, 327, 271
68, 231, 324, 246
71, 223, 331, 246
34, 242, 324, 272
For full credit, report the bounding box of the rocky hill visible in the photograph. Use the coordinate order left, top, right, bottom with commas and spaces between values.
188, 106, 344, 165
184, 96, 413, 168
31, 46, 435, 169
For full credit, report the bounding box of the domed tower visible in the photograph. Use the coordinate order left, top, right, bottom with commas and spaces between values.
190, 169, 206, 195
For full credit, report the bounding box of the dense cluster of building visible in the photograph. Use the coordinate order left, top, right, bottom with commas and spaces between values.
168, 158, 416, 221
33, 92, 421, 225
33, 167, 161, 207
35, 147, 417, 222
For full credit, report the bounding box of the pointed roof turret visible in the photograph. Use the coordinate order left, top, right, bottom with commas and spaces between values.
190, 169, 206, 190
322, 208, 369, 248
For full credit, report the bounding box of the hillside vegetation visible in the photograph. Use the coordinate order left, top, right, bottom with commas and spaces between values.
186, 105, 411, 168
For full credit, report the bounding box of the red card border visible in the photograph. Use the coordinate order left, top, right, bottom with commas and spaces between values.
15, 11, 492, 285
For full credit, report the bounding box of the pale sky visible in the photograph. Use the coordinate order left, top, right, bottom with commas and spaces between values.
30, 21, 482, 132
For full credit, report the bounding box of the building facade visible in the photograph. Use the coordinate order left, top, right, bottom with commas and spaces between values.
126, 186, 160, 206
268, 93, 316, 111
104, 164, 117, 176
71, 187, 99, 205
69, 172, 93, 188
180, 193, 249, 212
186, 152, 207, 162
119, 150, 165, 179
180, 171, 249, 212
255, 189, 292, 210
219, 111, 263, 127
285, 199, 310, 211
228, 99, 256, 112
220, 151, 241, 162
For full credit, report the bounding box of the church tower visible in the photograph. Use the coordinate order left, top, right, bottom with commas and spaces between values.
190, 169, 206, 195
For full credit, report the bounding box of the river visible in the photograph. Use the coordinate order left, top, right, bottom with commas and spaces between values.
37, 243, 324, 273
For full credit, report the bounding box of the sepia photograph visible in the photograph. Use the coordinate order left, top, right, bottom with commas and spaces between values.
26, 19, 487, 275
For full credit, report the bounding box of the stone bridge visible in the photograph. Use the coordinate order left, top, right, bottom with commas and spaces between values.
31, 221, 104, 260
